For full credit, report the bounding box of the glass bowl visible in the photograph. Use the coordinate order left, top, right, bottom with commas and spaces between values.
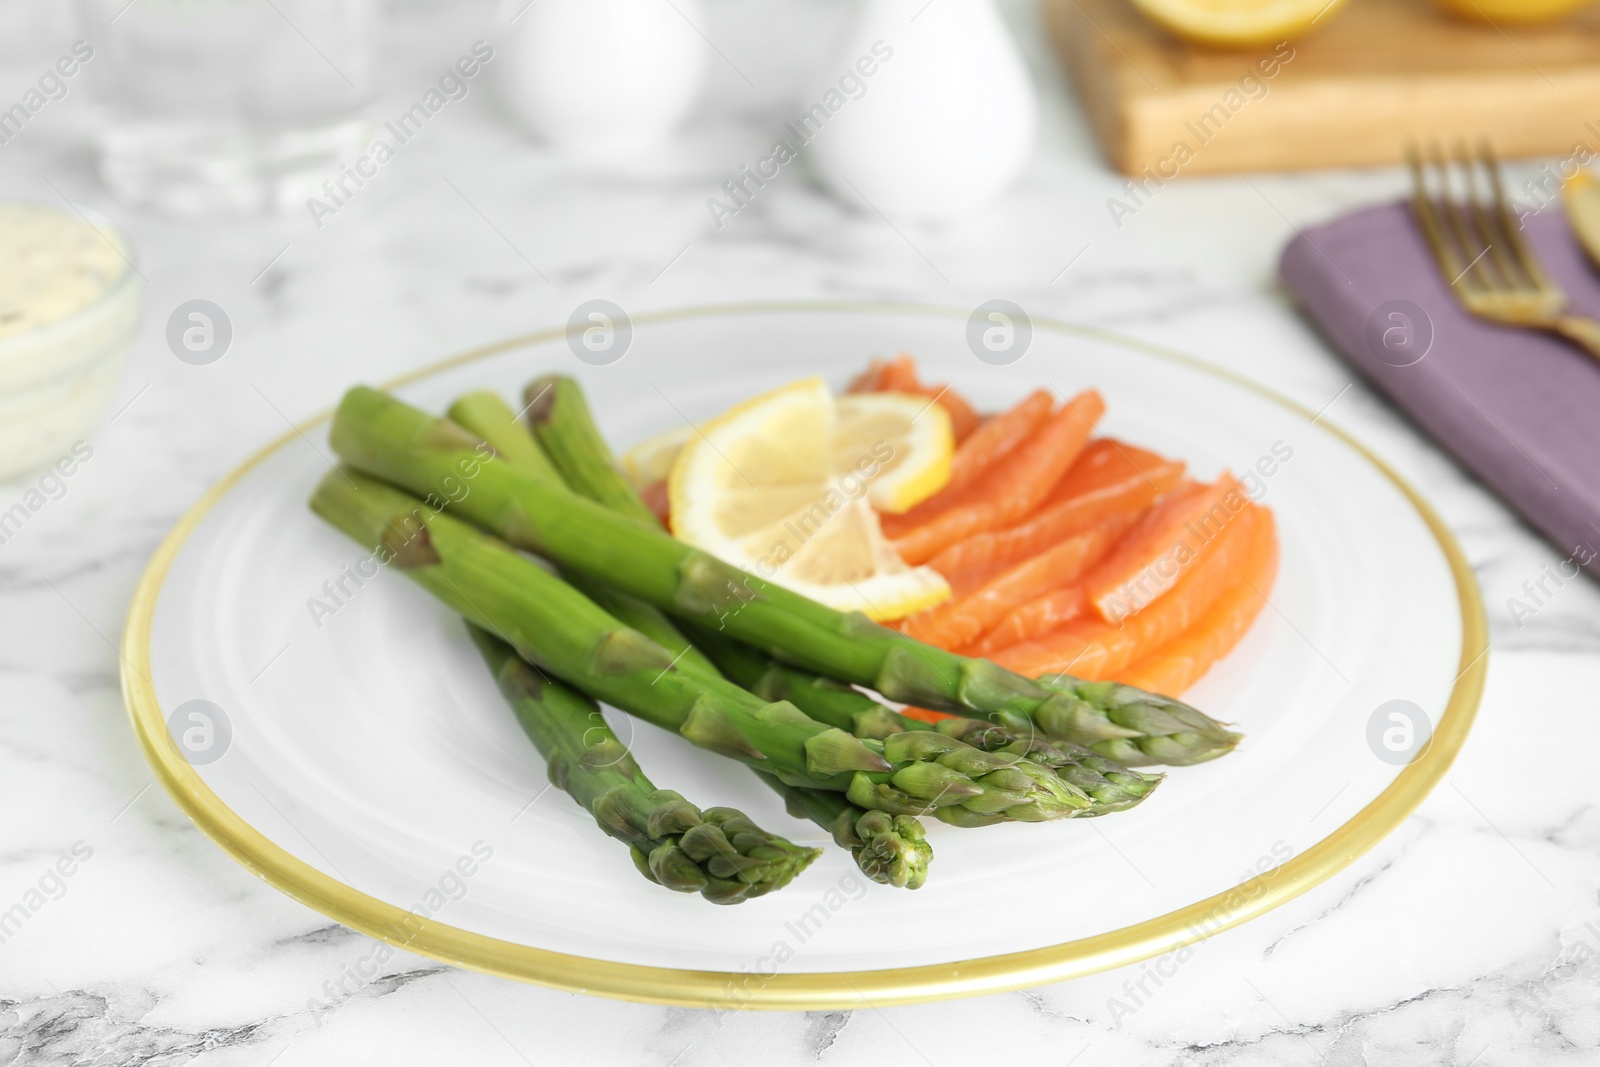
0, 204, 141, 482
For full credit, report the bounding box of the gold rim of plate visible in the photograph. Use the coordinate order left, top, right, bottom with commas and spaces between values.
119, 301, 1488, 1011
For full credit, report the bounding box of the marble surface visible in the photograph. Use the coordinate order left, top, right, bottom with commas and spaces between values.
4, 1, 1600, 1064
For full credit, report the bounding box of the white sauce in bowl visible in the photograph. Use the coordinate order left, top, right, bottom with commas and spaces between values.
0, 204, 130, 339
0, 203, 140, 482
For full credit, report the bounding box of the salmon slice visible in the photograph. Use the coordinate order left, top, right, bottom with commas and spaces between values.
640, 478, 671, 527
1082, 473, 1249, 624
898, 510, 1138, 649
848, 353, 921, 392
927, 438, 1184, 577
988, 504, 1268, 681
885, 390, 1053, 536
849, 353, 981, 443
964, 584, 1089, 657
888, 390, 1106, 565
1117, 511, 1280, 695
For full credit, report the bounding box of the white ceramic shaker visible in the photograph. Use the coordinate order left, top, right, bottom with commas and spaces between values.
493, 0, 709, 154
808, 0, 1038, 219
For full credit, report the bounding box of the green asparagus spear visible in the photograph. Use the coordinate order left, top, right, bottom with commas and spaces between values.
452, 388, 935, 884
310, 470, 1092, 821
469, 625, 819, 903
688, 625, 1162, 818
447, 390, 565, 483
686, 622, 910, 738
513, 380, 944, 878
524, 374, 658, 525
326, 386, 1240, 766
616, 620, 935, 882
447, 389, 721, 680
759, 773, 931, 889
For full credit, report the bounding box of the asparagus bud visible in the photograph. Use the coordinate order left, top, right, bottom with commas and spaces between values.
470, 626, 818, 903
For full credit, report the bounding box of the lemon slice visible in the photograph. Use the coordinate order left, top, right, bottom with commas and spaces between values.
620, 423, 692, 488
833, 393, 952, 513
625, 390, 953, 513
668, 378, 951, 620
1129, 0, 1346, 47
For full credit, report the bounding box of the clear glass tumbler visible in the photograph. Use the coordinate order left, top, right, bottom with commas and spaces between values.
74, 0, 380, 214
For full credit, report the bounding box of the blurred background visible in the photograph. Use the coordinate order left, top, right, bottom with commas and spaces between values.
6, 0, 1600, 1061
8, 0, 1599, 586
11, 0, 1599, 464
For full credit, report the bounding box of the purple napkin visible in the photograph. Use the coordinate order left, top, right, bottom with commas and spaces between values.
1280, 201, 1600, 577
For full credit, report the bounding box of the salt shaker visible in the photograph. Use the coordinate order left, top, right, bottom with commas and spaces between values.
493, 0, 709, 154
808, 0, 1038, 219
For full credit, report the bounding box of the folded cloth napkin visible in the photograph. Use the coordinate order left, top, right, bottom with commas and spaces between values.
1280, 200, 1600, 578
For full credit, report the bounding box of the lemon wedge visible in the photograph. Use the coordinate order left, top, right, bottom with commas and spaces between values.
668, 378, 951, 620
1129, 0, 1346, 47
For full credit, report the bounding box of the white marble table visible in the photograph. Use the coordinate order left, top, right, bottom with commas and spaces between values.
4, 2, 1599, 1064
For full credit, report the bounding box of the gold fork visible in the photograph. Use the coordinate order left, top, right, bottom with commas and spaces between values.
1408, 141, 1600, 364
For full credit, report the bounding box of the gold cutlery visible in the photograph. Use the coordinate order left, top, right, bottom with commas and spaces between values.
1408, 142, 1600, 364
1562, 169, 1600, 275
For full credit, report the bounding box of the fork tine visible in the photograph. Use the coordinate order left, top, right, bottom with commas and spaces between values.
1432, 142, 1494, 291
1408, 141, 1472, 290
1458, 141, 1524, 291
1480, 141, 1556, 292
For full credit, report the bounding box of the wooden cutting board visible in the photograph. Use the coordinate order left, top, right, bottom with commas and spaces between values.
1044, 0, 1600, 176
